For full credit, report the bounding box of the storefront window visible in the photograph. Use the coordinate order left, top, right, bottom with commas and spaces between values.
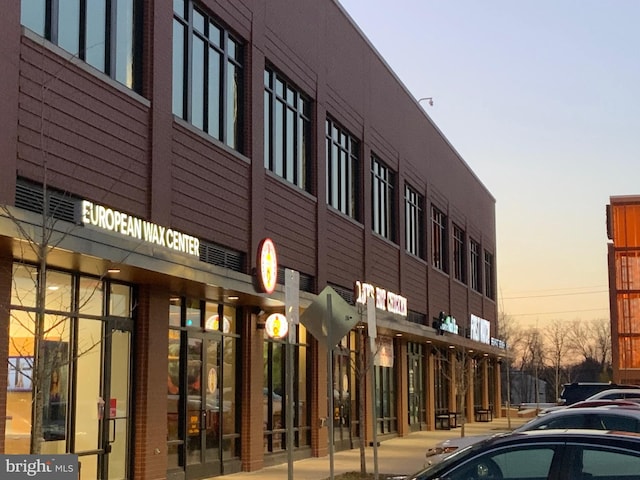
5, 263, 134, 479
263, 323, 310, 453
407, 342, 425, 428
167, 298, 240, 474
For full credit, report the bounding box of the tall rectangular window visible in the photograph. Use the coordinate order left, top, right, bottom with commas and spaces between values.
470, 238, 481, 292
371, 156, 396, 241
484, 250, 495, 300
405, 185, 424, 258
453, 224, 466, 283
173, 2, 244, 151
431, 206, 447, 272
20, 0, 140, 92
264, 69, 311, 191
326, 118, 359, 219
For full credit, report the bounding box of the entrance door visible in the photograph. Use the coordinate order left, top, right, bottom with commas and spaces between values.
332, 352, 352, 451
99, 318, 133, 480
76, 316, 132, 480
185, 332, 221, 479
408, 357, 421, 431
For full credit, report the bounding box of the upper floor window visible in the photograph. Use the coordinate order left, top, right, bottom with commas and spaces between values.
371, 156, 396, 241
20, 0, 141, 92
453, 224, 466, 283
405, 185, 424, 258
173, 1, 244, 151
484, 250, 495, 300
431, 206, 448, 272
470, 238, 482, 292
326, 118, 359, 219
264, 68, 311, 191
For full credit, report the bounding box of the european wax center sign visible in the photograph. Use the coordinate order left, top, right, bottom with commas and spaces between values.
81, 200, 200, 256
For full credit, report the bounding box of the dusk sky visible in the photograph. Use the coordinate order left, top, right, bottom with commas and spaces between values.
338, 0, 640, 326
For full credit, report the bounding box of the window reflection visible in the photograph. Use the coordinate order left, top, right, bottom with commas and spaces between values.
19, 0, 140, 91
172, 2, 244, 151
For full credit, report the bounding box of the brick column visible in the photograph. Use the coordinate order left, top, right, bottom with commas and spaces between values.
241, 310, 265, 471
0, 248, 12, 451
132, 284, 169, 480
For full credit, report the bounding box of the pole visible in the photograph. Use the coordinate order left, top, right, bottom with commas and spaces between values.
285, 268, 299, 480
286, 326, 295, 479
506, 360, 512, 429
370, 337, 379, 480
327, 295, 335, 480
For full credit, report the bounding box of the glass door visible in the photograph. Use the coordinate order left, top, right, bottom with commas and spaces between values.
332, 350, 352, 451
185, 332, 221, 479
103, 326, 132, 479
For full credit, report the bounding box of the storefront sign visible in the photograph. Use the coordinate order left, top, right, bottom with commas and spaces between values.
81, 200, 200, 256
256, 238, 278, 294
265, 313, 288, 339
354, 281, 407, 317
491, 337, 507, 349
470, 314, 491, 344
440, 315, 459, 334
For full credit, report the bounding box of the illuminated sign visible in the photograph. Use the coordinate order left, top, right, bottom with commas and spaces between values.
265, 313, 288, 339
354, 281, 407, 317
470, 314, 491, 344
81, 200, 200, 256
257, 238, 278, 294
440, 315, 459, 334
491, 338, 507, 349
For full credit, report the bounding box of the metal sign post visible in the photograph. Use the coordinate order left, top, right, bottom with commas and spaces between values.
327, 294, 335, 479
367, 297, 379, 480
285, 269, 299, 480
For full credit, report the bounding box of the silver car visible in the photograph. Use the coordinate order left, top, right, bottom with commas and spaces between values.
414, 430, 640, 480
425, 406, 640, 464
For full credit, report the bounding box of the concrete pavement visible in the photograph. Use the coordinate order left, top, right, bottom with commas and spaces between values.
216, 414, 530, 480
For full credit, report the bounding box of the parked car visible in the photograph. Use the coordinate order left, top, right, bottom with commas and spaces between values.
425, 406, 640, 464
584, 388, 640, 402
538, 396, 640, 415
559, 382, 639, 405
413, 430, 640, 480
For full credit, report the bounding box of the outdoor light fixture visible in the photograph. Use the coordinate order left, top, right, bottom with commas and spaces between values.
418, 97, 434, 107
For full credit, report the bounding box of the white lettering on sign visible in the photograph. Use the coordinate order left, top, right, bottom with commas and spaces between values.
81, 200, 200, 256
354, 281, 407, 317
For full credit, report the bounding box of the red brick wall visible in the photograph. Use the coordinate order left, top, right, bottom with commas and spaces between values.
132, 284, 170, 480
0, 250, 13, 452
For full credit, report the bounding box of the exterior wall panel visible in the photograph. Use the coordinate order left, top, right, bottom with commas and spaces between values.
264, 176, 317, 275
367, 236, 400, 293
18, 37, 149, 215
403, 256, 428, 313
325, 212, 364, 288
172, 125, 251, 247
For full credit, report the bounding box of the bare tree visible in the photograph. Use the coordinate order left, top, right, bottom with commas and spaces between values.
519, 328, 546, 406
567, 318, 611, 373
543, 319, 571, 402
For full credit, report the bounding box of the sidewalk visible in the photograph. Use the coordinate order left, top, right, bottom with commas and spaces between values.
216, 415, 530, 480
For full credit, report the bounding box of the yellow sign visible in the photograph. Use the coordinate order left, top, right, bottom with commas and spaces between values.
257, 238, 278, 294
265, 313, 288, 339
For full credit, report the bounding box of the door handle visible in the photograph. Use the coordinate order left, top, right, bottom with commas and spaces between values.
109, 418, 116, 444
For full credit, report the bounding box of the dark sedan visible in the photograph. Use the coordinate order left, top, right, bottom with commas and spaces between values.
410, 430, 640, 480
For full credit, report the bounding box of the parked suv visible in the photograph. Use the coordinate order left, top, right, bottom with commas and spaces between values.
559, 382, 639, 405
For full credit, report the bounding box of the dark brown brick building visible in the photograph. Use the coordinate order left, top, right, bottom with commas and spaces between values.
0, 1, 503, 479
